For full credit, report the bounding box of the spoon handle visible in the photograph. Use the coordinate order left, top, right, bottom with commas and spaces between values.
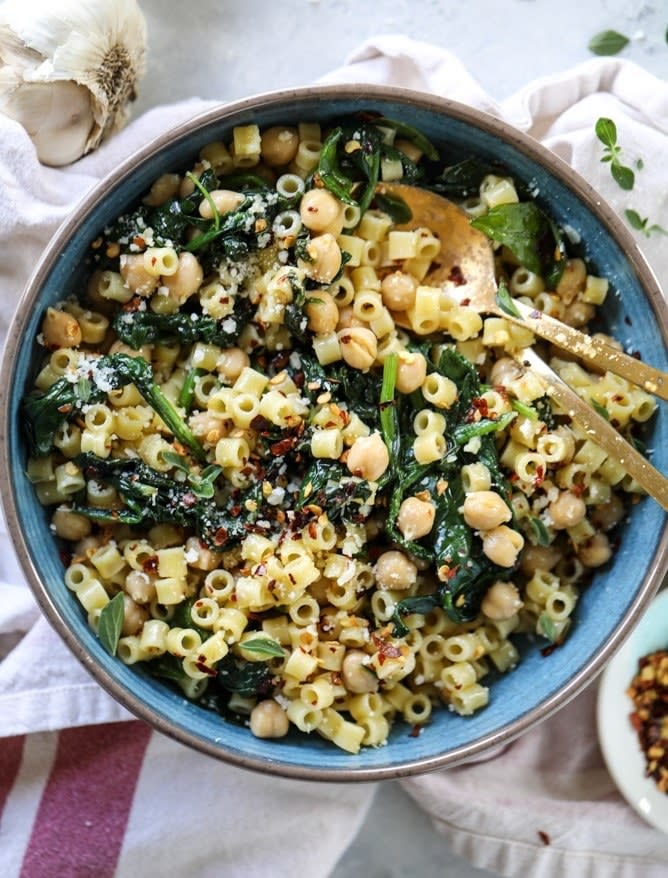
513, 347, 668, 511
501, 299, 668, 402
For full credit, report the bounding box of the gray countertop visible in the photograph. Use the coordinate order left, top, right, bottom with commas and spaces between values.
136, 2, 667, 875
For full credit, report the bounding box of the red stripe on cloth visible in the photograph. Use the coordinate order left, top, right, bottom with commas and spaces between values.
0, 735, 26, 819
20, 721, 152, 878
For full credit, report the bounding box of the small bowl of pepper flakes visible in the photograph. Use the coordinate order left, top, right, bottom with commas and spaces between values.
598, 588, 668, 833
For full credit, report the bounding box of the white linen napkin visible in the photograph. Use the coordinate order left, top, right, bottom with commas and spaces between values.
1, 34, 667, 878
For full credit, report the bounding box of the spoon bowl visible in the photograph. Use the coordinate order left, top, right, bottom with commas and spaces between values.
381, 182, 668, 510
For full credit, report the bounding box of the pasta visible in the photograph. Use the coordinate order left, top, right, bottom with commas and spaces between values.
22, 114, 657, 754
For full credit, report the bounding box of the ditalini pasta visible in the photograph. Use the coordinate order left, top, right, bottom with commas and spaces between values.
23, 115, 656, 753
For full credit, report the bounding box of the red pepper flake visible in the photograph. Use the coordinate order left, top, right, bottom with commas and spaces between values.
448, 265, 466, 286
271, 436, 299, 456
408, 724, 423, 738
195, 658, 218, 677
213, 527, 228, 546
142, 555, 159, 574
122, 296, 144, 313
57, 403, 73, 414
133, 235, 146, 249
372, 633, 403, 665
537, 830, 551, 846
533, 465, 545, 488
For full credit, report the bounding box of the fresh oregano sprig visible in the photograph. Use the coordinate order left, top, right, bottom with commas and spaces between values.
97, 592, 125, 656
625, 209, 668, 238
595, 117, 636, 190
588, 30, 629, 56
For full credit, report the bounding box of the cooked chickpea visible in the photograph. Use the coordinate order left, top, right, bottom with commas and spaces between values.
120, 253, 159, 297
198, 189, 244, 219
161, 252, 204, 302
125, 570, 156, 605
519, 543, 561, 577
489, 356, 522, 387
338, 326, 377, 371
249, 699, 290, 738
577, 533, 612, 568
481, 526, 525, 568
305, 291, 339, 334
260, 126, 299, 167
346, 432, 389, 481
396, 351, 427, 394
143, 172, 181, 207
42, 307, 82, 349
185, 535, 220, 571
299, 233, 342, 284
121, 593, 149, 637
336, 305, 364, 331
380, 271, 417, 311
218, 346, 250, 383
590, 494, 625, 531
396, 496, 436, 540
299, 189, 344, 233
481, 581, 523, 620
189, 411, 225, 444
51, 506, 91, 541
178, 162, 206, 197
374, 550, 418, 591
463, 491, 512, 531
548, 491, 587, 529
341, 650, 379, 693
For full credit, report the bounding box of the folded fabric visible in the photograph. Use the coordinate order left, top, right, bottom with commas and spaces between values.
322, 35, 668, 878
1, 33, 667, 878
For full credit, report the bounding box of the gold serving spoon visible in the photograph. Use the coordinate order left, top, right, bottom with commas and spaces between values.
379, 182, 668, 510
380, 183, 668, 401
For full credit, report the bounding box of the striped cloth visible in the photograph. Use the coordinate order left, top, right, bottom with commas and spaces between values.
2, 36, 668, 878
0, 723, 374, 877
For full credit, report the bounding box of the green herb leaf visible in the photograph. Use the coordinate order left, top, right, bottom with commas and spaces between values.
471, 202, 563, 279
588, 29, 630, 56
538, 612, 557, 643
610, 162, 635, 191
373, 192, 412, 225
238, 638, 285, 658
510, 399, 538, 421
529, 516, 551, 547
591, 399, 610, 420
373, 117, 440, 161
624, 209, 668, 237
98, 592, 125, 656
595, 117, 618, 149
495, 282, 522, 318
625, 208, 646, 231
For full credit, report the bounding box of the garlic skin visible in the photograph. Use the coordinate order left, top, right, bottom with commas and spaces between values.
0, 0, 147, 166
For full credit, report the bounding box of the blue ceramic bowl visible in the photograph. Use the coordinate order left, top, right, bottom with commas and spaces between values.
2, 85, 667, 780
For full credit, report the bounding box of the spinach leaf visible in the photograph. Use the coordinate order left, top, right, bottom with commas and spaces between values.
471, 202, 566, 287
430, 158, 500, 198
297, 460, 374, 524
24, 353, 206, 462
372, 117, 440, 161
113, 294, 254, 349
216, 654, 274, 697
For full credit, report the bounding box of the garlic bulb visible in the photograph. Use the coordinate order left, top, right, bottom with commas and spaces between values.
0, 0, 147, 165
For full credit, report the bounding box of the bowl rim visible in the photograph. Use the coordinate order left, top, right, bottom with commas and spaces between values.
1, 82, 667, 781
